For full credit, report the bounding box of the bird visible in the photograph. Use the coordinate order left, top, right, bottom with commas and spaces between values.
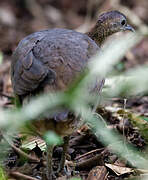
11, 10, 134, 179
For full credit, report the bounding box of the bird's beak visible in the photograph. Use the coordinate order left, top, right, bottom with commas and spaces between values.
124, 24, 135, 32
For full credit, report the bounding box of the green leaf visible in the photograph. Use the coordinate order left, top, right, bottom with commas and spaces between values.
141, 116, 148, 122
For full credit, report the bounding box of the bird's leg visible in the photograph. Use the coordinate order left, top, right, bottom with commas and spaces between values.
57, 136, 70, 173
46, 144, 54, 180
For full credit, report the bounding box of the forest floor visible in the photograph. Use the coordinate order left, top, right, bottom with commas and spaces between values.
0, 0, 148, 179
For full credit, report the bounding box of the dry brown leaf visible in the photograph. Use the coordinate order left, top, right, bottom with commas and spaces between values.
105, 163, 134, 176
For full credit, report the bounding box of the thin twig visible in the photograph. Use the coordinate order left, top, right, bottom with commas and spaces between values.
75, 147, 104, 160
76, 149, 107, 171
11, 143, 40, 163
3, 134, 40, 163
122, 99, 129, 155
122, 99, 127, 140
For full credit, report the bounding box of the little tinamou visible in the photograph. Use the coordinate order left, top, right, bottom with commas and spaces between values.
11, 10, 134, 179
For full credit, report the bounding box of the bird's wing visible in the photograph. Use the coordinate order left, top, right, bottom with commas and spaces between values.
11, 31, 56, 95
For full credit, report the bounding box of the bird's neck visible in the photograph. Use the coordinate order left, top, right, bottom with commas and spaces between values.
86, 22, 112, 46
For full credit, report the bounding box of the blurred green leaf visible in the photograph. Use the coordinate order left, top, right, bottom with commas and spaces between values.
0, 167, 7, 180
141, 117, 148, 122
74, 106, 148, 169
44, 131, 63, 146
115, 61, 125, 72
0, 31, 147, 172
88, 32, 142, 78
104, 66, 148, 97
0, 52, 3, 64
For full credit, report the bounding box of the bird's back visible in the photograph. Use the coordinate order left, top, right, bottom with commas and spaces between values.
11, 28, 99, 97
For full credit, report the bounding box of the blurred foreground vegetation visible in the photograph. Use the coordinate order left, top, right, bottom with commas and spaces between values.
1, 31, 148, 179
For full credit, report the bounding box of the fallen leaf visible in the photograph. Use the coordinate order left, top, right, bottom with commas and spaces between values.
105, 163, 134, 176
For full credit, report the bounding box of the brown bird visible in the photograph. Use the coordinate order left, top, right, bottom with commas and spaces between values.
11, 11, 134, 179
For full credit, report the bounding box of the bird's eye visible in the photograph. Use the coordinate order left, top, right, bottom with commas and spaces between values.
121, 19, 126, 26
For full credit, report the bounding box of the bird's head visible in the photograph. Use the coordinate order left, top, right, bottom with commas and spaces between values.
87, 10, 134, 45
98, 10, 134, 35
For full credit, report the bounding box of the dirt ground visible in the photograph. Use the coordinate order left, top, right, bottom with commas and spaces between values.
0, 0, 148, 179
